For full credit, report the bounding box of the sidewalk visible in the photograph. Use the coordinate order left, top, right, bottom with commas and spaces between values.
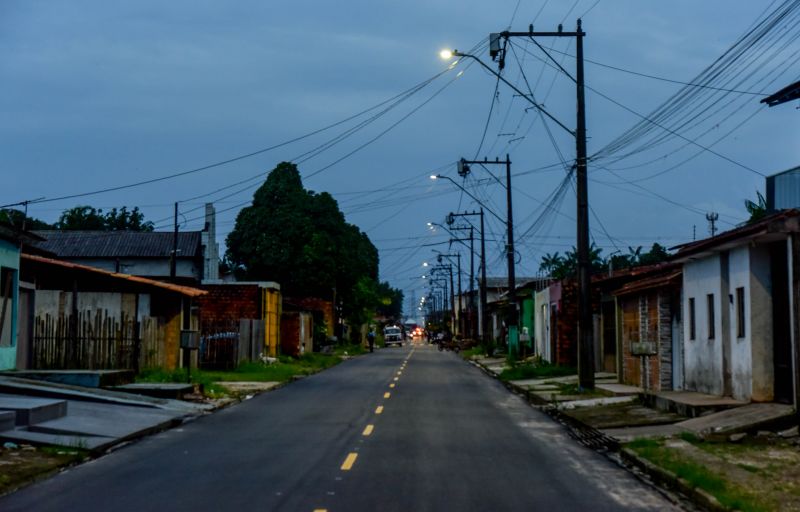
469, 355, 799, 512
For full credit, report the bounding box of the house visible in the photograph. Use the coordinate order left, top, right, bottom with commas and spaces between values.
0, 223, 44, 370
196, 282, 282, 366
18, 253, 206, 371
672, 210, 800, 405
612, 264, 682, 392
32, 203, 219, 285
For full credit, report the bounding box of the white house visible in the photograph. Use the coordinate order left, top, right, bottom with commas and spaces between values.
673, 210, 799, 405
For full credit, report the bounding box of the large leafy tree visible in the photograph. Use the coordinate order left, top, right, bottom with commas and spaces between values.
0, 209, 53, 230
226, 162, 393, 331
54, 205, 153, 231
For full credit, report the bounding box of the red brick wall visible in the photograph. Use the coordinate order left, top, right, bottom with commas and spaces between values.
619, 291, 664, 391
285, 296, 333, 336
198, 284, 261, 332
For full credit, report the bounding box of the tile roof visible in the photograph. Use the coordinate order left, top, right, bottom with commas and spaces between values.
22, 254, 207, 297
32, 230, 202, 259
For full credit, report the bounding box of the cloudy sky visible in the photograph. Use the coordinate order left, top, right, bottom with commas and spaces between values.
2, 1, 798, 316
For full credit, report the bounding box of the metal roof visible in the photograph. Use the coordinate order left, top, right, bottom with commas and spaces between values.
32, 230, 202, 259
22, 254, 207, 297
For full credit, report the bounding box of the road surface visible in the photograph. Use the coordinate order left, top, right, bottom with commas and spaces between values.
1, 343, 678, 511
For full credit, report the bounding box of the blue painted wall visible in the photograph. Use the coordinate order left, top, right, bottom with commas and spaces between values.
0, 239, 20, 370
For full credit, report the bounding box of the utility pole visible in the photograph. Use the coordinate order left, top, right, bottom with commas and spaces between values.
448, 210, 487, 346
170, 202, 178, 280
485, 20, 593, 387
451, 225, 475, 339
456, 156, 518, 357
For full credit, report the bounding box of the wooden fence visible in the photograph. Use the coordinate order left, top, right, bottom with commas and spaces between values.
199, 319, 264, 370
32, 312, 166, 371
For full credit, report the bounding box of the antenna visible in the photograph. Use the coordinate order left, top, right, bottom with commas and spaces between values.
706, 212, 719, 237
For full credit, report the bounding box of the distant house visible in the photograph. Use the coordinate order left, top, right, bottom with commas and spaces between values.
673, 210, 800, 405
0, 224, 43, 370
18, 254, 206, 371
612, 265, 683, 392
32, 204, 219, 285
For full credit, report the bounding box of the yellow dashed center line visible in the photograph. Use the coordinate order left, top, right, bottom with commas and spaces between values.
362, 424, 374, 436
390, 383, 395, 388
384, 392, 391, 398
375, 405, 384, 414
313, 509, 328, 512
393, 377, 399, 381
341, 452, 358, 470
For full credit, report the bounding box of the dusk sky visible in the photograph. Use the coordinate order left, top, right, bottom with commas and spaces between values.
2, 1, 798, 317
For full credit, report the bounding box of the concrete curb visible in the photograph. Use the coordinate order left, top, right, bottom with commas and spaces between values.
468, 357, 724, 512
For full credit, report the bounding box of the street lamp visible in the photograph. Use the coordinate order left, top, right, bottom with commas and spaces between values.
441, 22, 594, 388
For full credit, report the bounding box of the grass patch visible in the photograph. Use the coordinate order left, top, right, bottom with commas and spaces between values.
0, 445, 89, 495
627, 439, 769, 512
138, 352, 344, 397
499, 363, 576, 382
460, 346, 485, 359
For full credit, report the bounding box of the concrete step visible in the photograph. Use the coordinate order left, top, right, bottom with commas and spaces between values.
0, 394, 68, 426
644, 391, 746, 418
0, 411, 15, 432
2, 370, 135, 388
107, 383, 193, 400
677, 403, 795, 436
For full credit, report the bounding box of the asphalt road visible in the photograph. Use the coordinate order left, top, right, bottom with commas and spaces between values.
1, 343, 678, 511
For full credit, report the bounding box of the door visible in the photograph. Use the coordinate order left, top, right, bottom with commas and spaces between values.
771, 241, 793, 403
16, 287, 34, 370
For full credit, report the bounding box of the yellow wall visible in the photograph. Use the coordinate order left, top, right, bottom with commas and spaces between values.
262, 288, 282, 357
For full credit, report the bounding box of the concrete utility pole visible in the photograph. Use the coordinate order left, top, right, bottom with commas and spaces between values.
450, 225, 475, 339
437, 252, 462, 336
456, 157, 518, 355
448, 210, 487, 345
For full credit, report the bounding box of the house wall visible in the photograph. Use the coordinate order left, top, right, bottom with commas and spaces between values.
0, 239, 20, 370
683, 255, 724, 395
198, 284, 262, 332
749, 245, 774, 401
728, 246, 754, 400
534, 287, 550, 360
67, 258, 199, 281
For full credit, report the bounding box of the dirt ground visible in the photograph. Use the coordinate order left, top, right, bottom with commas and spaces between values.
630, 435, 800, 512
0, 444, 87, 496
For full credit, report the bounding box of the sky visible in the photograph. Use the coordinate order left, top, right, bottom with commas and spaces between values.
2, 0, 799, 319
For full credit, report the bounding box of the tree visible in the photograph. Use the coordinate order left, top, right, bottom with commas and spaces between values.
375, 281, 404, 321
226, 162, 386, 339
538, 244, 604, 279
745, 190, 767, 224
54, 205, 154, 231
0, 209, 53, 230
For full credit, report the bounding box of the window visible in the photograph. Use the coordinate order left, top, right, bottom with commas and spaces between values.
688, 297, 696, 340
707, 294, 715, 340
736, 287, 745, 338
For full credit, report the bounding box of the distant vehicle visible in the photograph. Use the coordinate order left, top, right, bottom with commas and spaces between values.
383, 326, 403, 347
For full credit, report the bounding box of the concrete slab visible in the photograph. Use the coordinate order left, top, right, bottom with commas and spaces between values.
0, 377, 212, 414
648, 390, 746, 417
597, 383, 642, 396
560, 396, 638, 410
109, 383, 194, 400
0, 395, 67, 426
0, 411, 15, 431
216, 382, 281, 394
602, 424, 686, 442
564, 402, 685, 429
0, 399, 187, 452
677, 403, 795, 436
1, 370, 134, 388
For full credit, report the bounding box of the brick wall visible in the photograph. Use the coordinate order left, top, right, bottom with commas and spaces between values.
198, 284, 262, 332
285, 296, 334, 336
620, 289, 674, 391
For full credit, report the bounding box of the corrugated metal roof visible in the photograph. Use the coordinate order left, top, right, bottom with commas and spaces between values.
22, 254, 207, 297
32, 230, 202, 258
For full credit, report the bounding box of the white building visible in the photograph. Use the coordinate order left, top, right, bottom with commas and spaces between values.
673, 210, 798, 405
